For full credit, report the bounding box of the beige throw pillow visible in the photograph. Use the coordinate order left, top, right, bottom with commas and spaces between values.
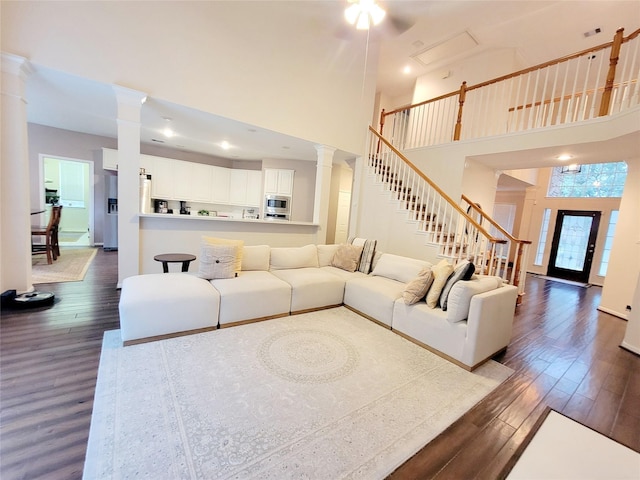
331, 244, 364, 272
202, 236, 244, 274
198, 244, 237, 279
402, 267, 434, 305
426, 259, 454, 308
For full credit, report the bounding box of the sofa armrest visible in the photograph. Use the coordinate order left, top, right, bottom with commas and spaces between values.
461, 285, 518, 368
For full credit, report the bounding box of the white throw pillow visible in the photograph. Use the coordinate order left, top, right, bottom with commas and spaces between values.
371, 253, 431, 284
202, 236, 244, 274
317, 244, 341, 267
198, 244, 237, 279
446, 275, 503, 322
241, 245, 271, 271
270, 244, 319, 270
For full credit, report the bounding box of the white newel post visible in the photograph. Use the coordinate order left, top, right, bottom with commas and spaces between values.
313, 145, 335, 244
113, 86, 147, 287
1, 54, 33, 294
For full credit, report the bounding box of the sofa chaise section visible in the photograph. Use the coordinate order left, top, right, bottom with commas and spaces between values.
119, 273, 220, 345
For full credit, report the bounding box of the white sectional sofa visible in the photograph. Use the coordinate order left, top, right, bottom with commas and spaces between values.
119, 243, 518, 370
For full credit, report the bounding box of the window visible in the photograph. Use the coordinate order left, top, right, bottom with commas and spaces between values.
534, 208, 551, 266
598, 210, 618, 276
59, 161, 86, 208
547, 161, 627, 198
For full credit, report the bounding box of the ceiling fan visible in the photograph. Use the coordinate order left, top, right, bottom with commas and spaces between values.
337, 0, 415, 40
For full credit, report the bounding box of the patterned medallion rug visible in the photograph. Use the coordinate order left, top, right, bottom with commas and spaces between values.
32, 247, 97, 284
84, 307, 512, 479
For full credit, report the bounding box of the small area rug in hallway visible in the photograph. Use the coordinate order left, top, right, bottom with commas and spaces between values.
32, 247, 97, 284
84, 307, 512, 479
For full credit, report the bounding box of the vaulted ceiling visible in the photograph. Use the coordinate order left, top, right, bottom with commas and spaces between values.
19, 1, 640, 166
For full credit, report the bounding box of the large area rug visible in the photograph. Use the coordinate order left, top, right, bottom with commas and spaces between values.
84, 307, 513, 479
32, 247, 97, 284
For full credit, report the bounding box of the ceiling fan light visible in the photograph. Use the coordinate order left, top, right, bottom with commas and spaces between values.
370, 4, 386, 25
344, 4, 360, 25
356, 12, 370, 30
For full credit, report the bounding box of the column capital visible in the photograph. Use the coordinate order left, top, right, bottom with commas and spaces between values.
1, 53, 32, 78
112, 84, 147, 122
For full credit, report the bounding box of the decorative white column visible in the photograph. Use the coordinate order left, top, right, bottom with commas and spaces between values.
113, 85, 147, 287
313, 145, 335, 244
1, 54, 33, 293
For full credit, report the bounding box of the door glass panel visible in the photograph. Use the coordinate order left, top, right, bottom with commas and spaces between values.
554, 215, 593, 271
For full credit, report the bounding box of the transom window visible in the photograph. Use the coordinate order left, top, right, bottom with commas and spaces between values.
547, 161, 628, 198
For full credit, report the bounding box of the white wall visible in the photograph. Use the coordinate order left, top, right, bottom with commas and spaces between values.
600, 157, 640, 319
412, 49, 521, 104
2, 1, 377, 156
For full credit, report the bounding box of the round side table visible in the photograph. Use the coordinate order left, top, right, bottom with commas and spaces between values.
153, 253, 196, 273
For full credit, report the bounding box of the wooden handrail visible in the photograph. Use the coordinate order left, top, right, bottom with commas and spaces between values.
461, 194, 532, 246
370, 126, 506, 245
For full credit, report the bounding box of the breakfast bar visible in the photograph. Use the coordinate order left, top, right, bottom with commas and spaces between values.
138, 213, 321, 276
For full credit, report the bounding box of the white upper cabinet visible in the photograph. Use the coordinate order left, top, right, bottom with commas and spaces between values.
151, 156, 175, 200
246, 171, 262, 207
102, 148, 118, 171
229, 170, 263, 207
264, 168, 294, 196
211, 166, 231, 204
174, 161, 214, 202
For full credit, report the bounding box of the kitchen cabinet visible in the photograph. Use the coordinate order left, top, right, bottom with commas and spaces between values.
173, 160, 213, 202
151, 156, 175, 200
139, 154, 154, 176
102, 148, 118, 171
229, 170, 262, 207
246, 170, 262, 207
211, 166, 231, 204
264, 168, 294, 196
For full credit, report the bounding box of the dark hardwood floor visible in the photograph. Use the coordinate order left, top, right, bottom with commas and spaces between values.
1, 249, 638, 479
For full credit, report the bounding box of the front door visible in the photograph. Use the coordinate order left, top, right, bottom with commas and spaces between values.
547, 210, 600, 283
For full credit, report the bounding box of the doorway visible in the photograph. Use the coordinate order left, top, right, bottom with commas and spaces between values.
40, 155, 94, 247
547, 210, 600, 283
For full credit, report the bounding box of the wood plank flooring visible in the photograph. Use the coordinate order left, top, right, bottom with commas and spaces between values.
1, 249, 638, 479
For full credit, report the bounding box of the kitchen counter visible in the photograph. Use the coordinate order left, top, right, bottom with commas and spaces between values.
138, 212, 317, 227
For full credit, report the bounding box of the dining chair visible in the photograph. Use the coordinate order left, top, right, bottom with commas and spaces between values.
31, 205, 63, 264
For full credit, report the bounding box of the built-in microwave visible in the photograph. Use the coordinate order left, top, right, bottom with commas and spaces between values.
265, 195, 291, 216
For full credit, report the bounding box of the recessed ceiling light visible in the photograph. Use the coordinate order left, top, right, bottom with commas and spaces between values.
163, 127, 174, 138
220, 141, 231, 150
403, 65, 412, 74
557, 154, 573, 161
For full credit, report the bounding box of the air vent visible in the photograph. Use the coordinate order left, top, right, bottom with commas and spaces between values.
151, 138, 165, 143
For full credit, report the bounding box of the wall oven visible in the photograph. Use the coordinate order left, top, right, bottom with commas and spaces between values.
264, 195, 291, 220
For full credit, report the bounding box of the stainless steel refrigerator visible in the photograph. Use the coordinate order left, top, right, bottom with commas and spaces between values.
104, 175, 118, 250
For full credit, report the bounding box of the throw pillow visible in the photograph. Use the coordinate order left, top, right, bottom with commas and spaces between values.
425, 259, 454, 308
331, 244, 364, 272
348, 237, 377, 274
440, 259, 476, 310
198, 244, 237, 279
402, 267, 434, 305
202, 236, 244, 274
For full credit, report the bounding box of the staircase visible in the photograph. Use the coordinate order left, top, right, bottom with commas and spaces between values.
366, 126, 531, 302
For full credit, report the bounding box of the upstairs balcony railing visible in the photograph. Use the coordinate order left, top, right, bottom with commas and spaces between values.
380, 27, 640, 149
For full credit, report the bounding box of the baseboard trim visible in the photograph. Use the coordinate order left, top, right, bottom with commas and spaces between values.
596, 305, 628, 320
